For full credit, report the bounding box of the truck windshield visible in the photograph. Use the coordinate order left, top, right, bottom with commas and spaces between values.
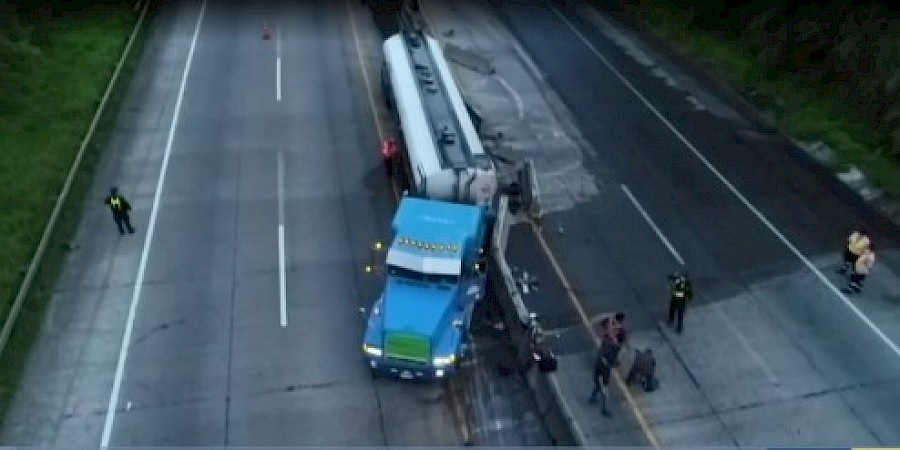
388, 264, 459, 285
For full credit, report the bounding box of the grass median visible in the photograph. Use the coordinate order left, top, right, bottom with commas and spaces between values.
0, 3, 144, 424
625, 2, 900, 201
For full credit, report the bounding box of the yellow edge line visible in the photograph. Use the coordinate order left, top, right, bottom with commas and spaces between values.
347, 0, 384, 141
529, 220, 661, 448
345, 1, 399, 201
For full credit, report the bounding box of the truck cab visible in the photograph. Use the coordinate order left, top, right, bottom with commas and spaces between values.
362, 196, 487, 379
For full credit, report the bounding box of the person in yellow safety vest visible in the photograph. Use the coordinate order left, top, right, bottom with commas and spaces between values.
667, 273, 692, 334
844, 246, 875, 294
104, 187, 135, 236
837, 228, 870, 275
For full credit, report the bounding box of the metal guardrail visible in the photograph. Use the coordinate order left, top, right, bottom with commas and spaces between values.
0, 0, 152, 359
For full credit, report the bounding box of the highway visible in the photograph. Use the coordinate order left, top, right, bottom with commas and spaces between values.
0, 0, 491, 445
488, 0, 900, 445
7, 0, 897, 446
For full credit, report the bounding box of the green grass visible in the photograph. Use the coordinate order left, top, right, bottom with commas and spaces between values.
632, 4, 900, 200
0, 4, 142, 425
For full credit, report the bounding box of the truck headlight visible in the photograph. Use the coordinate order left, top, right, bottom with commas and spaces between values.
363, 344, 383, 357
432, 354, 456, 367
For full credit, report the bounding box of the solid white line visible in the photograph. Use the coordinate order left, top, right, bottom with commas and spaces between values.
0, 0, 151, 359
100, 1, 207, 446
620, 184, 684, 266
276, 57, 282, 102
552, 6, 900, 358
277, 150, 287, 327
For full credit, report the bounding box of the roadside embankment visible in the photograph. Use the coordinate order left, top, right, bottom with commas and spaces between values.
0, 0, 145, 423
598, 0, 900, 221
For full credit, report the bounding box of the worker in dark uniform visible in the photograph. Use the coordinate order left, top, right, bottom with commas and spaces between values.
588, 332, 618, 417
104, 187, 135, 235
667, 272, 692, 334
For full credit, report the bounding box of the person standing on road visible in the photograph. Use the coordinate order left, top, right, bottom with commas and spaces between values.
588, 331, 618, 417
104, 187, 135, 236
837, 228, 870, 275
595, 315, 623, 365
844, 246, 875, 294
667, 273, 692, 334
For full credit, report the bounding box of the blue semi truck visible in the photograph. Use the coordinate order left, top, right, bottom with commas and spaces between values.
361, 21, 500, 379
362, 196, 488, 379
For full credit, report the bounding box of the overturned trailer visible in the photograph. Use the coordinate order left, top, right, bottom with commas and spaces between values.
381, 29, 498, 211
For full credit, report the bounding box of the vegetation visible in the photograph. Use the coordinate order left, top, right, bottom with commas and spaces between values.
618, 0, 900, 198
0, 0, 140, 422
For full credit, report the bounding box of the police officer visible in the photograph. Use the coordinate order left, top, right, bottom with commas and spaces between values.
104, 187, 135, 235
667, 273, 692, 334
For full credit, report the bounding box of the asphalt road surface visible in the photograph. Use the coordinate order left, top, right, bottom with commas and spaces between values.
1, 0, 472, 445
490, 0, 900, 445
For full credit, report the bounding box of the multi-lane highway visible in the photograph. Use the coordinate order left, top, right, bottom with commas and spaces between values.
490, 0, 900, 445
1, 0, 551, 445
5, 0, 898, 447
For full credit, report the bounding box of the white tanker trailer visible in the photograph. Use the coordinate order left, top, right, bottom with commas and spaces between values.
381, 30, 498, 211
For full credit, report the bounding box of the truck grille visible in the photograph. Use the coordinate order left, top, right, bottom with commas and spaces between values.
385, 331, 430, 364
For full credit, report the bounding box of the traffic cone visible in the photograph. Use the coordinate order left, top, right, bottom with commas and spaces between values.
263, 23, 271, 40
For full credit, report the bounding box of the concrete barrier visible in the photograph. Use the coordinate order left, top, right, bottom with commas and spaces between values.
487, 195, 580, 446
